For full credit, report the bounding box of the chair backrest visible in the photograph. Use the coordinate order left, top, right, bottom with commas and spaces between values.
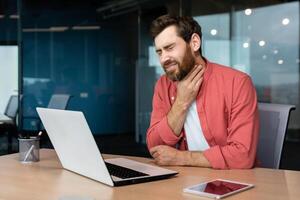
47, 94, 71, 110
257, 102, 295, 169
4, 95, 19, 119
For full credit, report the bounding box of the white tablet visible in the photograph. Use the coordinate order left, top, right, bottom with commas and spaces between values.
183, 179, 254, 199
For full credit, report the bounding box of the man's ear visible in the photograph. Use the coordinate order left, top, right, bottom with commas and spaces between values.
190, 33, 201, 52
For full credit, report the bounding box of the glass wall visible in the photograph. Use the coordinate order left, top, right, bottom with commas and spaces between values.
20, 0, 136, 134
0, 45, 18, 112
195, 13, 230, 67
193, 2, 300, 129
0, 0, 19, 113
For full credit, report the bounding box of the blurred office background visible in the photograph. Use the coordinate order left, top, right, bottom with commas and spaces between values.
0, 0, 299, 170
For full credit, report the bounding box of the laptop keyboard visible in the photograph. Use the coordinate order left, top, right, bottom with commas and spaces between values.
105, 162, 149, 179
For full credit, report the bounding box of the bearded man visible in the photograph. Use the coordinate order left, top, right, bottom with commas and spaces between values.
147, 15, 259, 169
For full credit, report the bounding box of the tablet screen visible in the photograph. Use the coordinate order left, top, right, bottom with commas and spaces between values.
188, 180, 249, 195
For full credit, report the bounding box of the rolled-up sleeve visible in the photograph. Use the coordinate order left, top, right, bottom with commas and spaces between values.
203, 76, 259, 169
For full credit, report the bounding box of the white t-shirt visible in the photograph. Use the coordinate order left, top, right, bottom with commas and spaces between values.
184, 101, 209, 151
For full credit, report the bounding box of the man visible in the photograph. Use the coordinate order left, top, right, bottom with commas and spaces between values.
147, 15, 259, 169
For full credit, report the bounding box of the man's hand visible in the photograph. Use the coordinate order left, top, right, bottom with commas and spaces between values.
150, 145, 186, 166
167, 64, 205, 136
176, 64, 205, 110
150, 145, 211, 168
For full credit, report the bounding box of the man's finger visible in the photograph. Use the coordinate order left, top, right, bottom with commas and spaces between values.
184, 64, 202, 82
151, 151, 159, 159
191, 66, 205, 85
195, 77, 203, 87
186, 65, 201, 81
149, 146, 161, 157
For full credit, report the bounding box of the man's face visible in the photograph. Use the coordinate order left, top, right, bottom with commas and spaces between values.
154, 25, 195, 81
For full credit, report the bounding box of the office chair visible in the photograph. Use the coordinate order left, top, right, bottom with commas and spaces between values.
0, 95, 20, 153
47, 94, 72, 110
22, 94, 71, 132
38, 94, 72, 130
256, 102, 295, 169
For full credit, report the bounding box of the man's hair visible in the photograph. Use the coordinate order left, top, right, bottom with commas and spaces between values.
150, 15, 202, 55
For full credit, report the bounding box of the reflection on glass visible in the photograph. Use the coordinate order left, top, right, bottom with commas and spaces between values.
233, 2, 299, 107
148, 46, 164, 77
194, 13, 230, 67
0, 46, 18, 113
194, 2, 299, 106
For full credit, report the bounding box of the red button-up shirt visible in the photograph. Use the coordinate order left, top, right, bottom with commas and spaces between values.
146, 60, 259, 169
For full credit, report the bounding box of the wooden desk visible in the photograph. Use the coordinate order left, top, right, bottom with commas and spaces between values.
0, 149, 299, 200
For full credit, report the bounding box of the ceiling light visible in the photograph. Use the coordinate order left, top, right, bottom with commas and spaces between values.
245, 9, 252, 16
23, 27, 69, 32
0, 15, 4, 19
49, 26, 68, 32
259, 40, 265, 47
9, 14, 19, 19
273, 50, 278, 54
22, 28, 51, 32
210, 29, 217, 36
282, 18, 290, 25
72, 26, 101, 30
243, 42, 249, 48
262, 55, 267, 60
278, 59, 284, 65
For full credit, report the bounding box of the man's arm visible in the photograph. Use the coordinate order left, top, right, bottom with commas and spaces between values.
150, 145, 211, 167
167, 65, 204, 136
146, 65, 204, 148
202, 76, 259, 169
150, 75, 259, 169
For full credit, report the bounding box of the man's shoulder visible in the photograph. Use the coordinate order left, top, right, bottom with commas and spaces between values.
156, 75, 174, 87
210, 61, 250, 80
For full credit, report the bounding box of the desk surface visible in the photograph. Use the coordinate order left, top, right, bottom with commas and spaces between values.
0, 149, 299, 200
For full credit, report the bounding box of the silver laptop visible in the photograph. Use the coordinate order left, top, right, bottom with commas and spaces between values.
36, 108, 178, 186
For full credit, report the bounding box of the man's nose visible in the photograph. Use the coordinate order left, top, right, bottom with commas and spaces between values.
160, 52, 170, 64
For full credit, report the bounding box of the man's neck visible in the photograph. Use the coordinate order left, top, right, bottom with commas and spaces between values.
194, 56, 206, 69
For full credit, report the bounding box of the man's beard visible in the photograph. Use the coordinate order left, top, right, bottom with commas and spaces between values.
164, 45, 195, 81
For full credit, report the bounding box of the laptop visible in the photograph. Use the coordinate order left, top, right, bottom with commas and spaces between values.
36, 108, 178, 186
